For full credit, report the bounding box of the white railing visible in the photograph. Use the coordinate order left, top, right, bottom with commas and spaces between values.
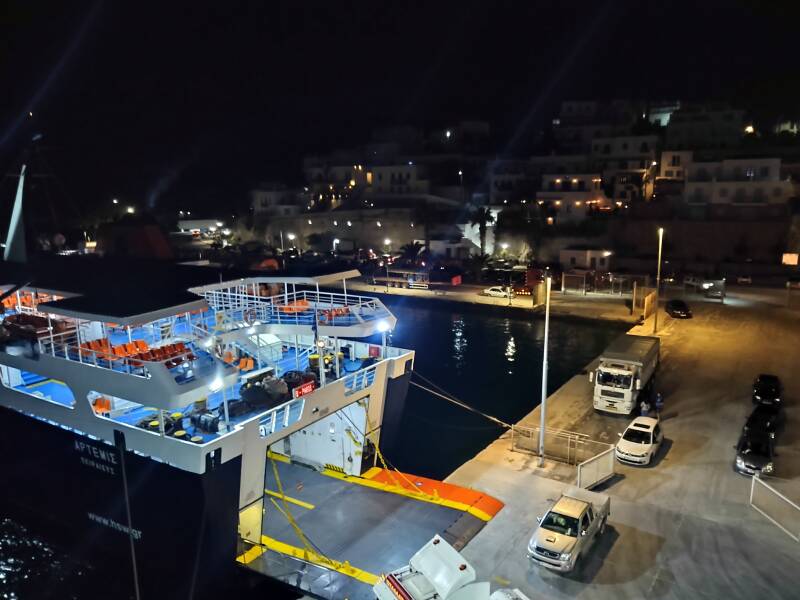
750, 475, 800, 542
197, 288, 392, 329
36, 331, 210, 383
576, 447, 616, 489
257, 397, 306, 437
343, 364, 378, 396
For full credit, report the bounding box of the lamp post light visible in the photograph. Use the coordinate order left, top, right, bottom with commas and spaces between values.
333, 238, 340, 252
538, 275, 552, 466
653, 227, 664, 334
458, 169, 464, 203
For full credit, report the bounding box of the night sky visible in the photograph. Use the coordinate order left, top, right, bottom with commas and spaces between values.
1, 0, 799, 219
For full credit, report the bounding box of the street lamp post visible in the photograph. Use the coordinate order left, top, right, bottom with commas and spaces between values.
653, 227, 664, 334
538, 275, 552, 466
458, 169, 464, 203
280, 231, 285, 252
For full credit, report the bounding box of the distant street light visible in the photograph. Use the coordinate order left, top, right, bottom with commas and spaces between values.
112, 198, 119, 205
445, 129, 452, 139
126, 206, 135, 214
653, 227, 664, 334
287, 233, 296, 241
383, 238, 391, 246
333, 238, 340, 252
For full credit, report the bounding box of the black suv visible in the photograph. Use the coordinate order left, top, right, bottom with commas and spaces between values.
665, 299, 691, 318
752, 374, 782, 405
743, 404, 784, 440
734, 429, 775, 476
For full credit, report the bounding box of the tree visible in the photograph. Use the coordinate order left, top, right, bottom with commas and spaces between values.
469, 207, 495, 255
399, 241, 424, 262
464, 253, 490, 283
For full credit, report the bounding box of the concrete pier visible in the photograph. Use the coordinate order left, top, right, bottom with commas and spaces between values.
447, 286, 800, 599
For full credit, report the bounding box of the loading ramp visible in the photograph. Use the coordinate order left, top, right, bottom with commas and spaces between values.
238, 455, 502, 600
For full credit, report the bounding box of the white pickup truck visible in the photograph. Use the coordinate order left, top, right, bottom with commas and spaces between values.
527, 486, 611, 573
374, 535, 530, 600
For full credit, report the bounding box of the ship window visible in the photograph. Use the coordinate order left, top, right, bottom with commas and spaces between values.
0, 365, 76, 408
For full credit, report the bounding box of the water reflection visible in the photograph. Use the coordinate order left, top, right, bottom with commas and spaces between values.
451, 316, 466, 368
384, 300, 624, 479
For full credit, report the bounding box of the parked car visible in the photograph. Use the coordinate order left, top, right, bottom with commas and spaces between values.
736, 275, 752, 284
527, 487, 610, 573
753, 374, 782, 405
704, 286, 723, 299
482, 286, 512, 298
665, 299, 692, 318
615, 417, 663, 466
734, 429, 775, 476
743, 403, 784, 440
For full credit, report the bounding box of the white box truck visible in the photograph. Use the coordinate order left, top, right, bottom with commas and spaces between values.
590, 334, 659, 415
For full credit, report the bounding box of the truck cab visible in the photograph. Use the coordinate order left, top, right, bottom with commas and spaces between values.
374, 535, 531, 600
593, 361, 642, 413
590, 335, 659, 415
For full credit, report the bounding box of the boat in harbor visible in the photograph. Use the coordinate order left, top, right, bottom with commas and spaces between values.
0, 167, 502, 599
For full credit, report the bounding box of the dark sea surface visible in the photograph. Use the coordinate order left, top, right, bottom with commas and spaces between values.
0, 299, 623, 599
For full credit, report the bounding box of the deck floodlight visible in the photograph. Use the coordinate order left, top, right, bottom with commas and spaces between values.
376, 320, 390, 333
209, 376, 223, 392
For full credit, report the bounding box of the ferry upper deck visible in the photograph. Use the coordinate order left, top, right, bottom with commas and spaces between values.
0, 260, 412, 476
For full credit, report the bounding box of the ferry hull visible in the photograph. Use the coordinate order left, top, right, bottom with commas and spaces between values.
0, 405, 241, 600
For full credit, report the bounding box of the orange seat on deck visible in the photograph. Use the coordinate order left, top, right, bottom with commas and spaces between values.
134, 340, 149, 353
223, 351, 234, 364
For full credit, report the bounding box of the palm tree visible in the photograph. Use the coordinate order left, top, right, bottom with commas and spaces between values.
399, 241, 424, 262
469, 207, 495, 255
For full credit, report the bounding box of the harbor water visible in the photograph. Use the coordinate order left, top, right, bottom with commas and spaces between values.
0, 300, 623, 599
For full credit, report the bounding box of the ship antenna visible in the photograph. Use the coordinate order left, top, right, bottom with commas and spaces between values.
4, 164, 27, 263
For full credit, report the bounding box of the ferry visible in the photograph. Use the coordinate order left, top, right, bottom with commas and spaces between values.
0, 167, 503, 599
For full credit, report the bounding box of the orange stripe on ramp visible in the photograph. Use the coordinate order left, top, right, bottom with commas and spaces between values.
364, 468, 504, 520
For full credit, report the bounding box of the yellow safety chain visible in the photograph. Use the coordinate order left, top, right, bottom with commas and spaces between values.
266, 453, 372, 581
361, 401, 441, 502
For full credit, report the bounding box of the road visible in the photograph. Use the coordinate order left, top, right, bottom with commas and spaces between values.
345, 279, 636, 323
447, 286, 800, 599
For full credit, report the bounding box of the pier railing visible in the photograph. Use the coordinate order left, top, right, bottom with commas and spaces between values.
510, 425, 613, 467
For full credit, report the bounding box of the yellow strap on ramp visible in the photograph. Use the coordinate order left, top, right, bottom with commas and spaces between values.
259, 534, 378, 585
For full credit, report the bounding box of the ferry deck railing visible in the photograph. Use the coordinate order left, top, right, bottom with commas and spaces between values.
36, 329, 215, 383
198, 289, 392, 328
